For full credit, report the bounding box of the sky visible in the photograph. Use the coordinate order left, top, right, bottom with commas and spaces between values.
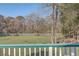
0, 3, 44, 17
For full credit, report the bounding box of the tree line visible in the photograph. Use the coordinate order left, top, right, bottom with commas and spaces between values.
0, 13, 52, 35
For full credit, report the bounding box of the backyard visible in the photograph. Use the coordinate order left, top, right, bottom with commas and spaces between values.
0, 36, 51, 44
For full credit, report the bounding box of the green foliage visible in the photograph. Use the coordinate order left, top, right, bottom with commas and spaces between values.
60, 4, 79, 35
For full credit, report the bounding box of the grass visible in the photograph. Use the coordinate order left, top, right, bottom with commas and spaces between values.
0, 36, 51, 44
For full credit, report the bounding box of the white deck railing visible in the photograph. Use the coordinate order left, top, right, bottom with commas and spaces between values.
0, 43, 78, 56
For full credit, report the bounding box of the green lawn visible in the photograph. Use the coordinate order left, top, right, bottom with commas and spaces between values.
0, 36, 51, 44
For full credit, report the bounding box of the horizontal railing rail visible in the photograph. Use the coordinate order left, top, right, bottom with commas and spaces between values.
0, 43, 79, 48
0, 43, 78, 56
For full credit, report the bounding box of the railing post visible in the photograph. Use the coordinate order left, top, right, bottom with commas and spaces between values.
19, 48, 21, 56
44, 48, 46, 56
49, 47, 52, 56
39, 48, 41, 56
29, 48, 31, 56
64, 47, 67, 56
24, 48, 26, 56
69, 47, 71, 56
59, 48, 62, 56
74, 47, 76, 56
55, 47, 57, 56
8, 48, 10, 56
14, 48, 16, 56
34, 48, 36, 56
3, 48, 5, 56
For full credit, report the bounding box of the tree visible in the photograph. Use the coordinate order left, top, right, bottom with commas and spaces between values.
15, 16, 25, 33
4, 17, 15, 33
0, 15, 5, 33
